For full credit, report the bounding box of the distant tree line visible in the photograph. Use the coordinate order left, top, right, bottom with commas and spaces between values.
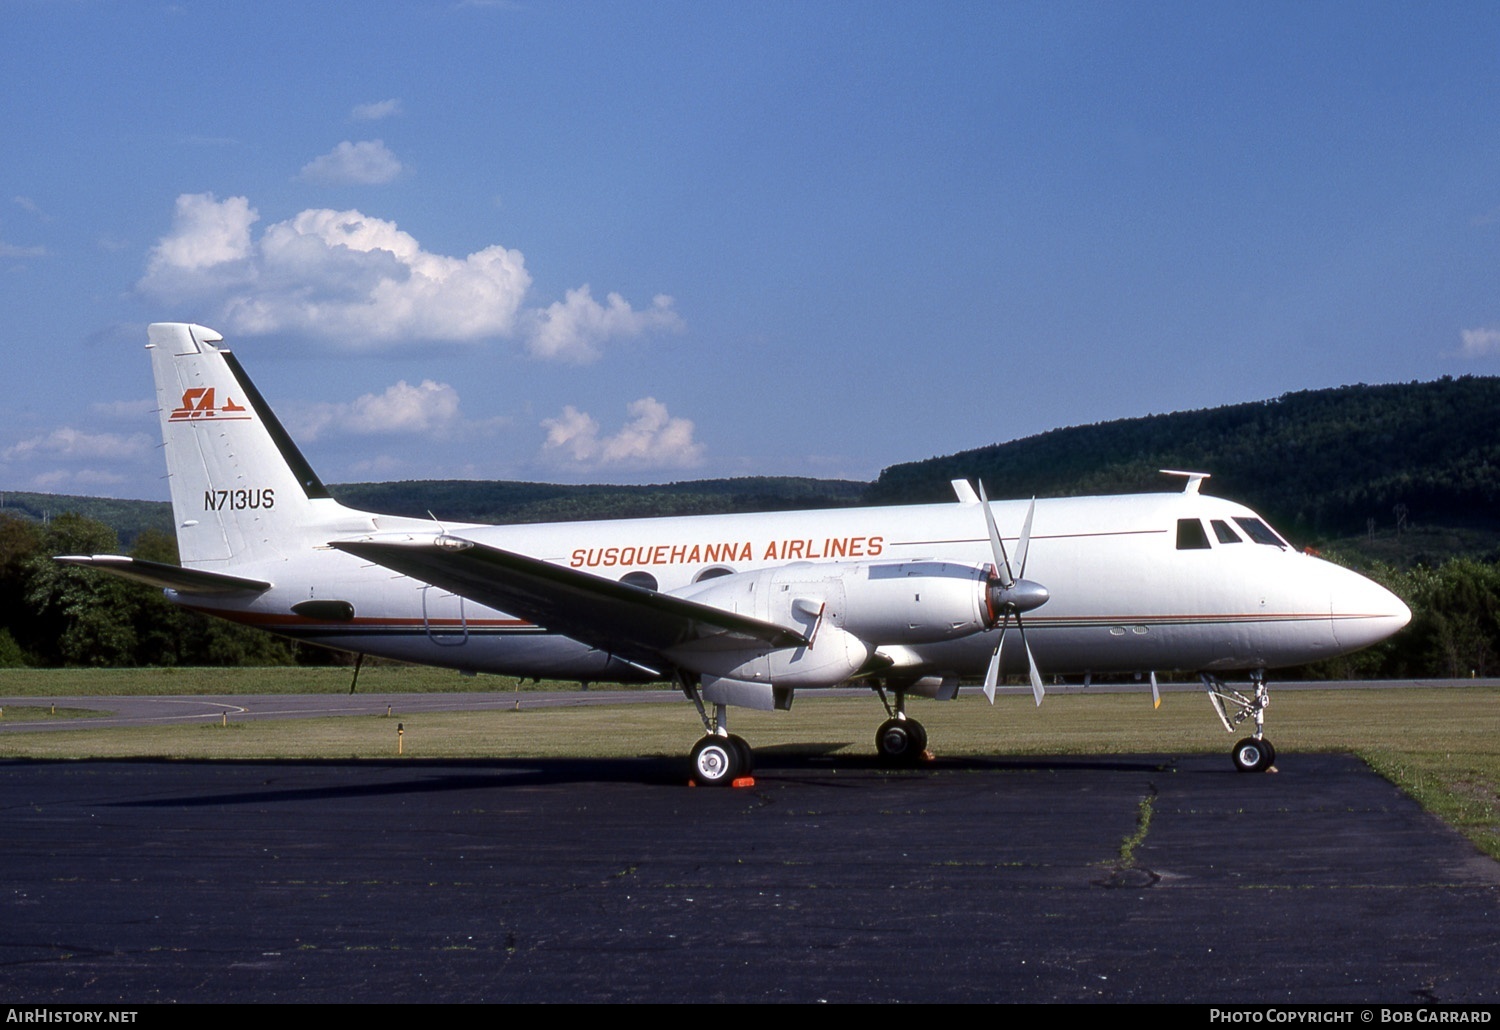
12, 375, 1500, 553
1301, 556, 1500, 680
0, 512, 308, 668
4, 510, 1499, 679
8, 375, 1500, 675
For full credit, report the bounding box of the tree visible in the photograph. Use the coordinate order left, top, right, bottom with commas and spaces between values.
24, 513, 139, 666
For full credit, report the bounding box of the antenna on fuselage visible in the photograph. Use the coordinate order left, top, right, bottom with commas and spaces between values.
1160, 469, 1210, 495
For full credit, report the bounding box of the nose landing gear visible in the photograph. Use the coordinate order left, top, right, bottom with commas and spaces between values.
1203, 670, 1278, 773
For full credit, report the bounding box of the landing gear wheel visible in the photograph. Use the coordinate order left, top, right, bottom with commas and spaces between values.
876, 718, 927, 765
1232, 736, 1275, 773
690, 736, 742, 786
726, 734, 754, 775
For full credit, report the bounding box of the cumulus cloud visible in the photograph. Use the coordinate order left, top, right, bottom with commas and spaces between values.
525, 285, 684, 363
3, 409, 165, 495
292, 379, 462, 441
352, 99, 402, 121
26, 468, 131, 491
541, 397, 704, 470
138, 193, 685, 360
3, 427, 153, 462
1460, 327, 1500, 357
140, 193, 256, 301
139, 193, 532, 346
298, 140, 404, 185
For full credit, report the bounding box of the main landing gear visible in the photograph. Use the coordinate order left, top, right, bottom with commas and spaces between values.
681, 676, 754, 787
1202, 670, 1277, 773
689, 732, 754, 786
872, 683, 929, 766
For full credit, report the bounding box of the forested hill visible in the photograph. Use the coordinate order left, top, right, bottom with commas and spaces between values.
0, 492, 171, 544
9, 376, 1500, 551
0, 479, 869, 548
869, 376, 1500, 542
332, 477, 868, 525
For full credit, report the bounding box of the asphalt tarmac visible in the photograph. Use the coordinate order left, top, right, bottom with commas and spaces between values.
1, 751, 1497, 1003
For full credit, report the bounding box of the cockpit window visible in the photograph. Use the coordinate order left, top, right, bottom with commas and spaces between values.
1233, 516, 1288, 548
1211, 519, 1242, 544
1176, 518, 1211, 550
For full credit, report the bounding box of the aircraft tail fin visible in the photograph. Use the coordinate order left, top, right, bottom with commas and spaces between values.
148, 322, 373, 568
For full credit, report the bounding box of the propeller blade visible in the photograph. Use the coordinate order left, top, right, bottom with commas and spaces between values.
974, 483, 1048, 707
1015, 615, 1045, 706
983, 615, 1009, 703
977, 480, 1014, 587
1014, 497, 1036, 578
1150, 670, 1161, 709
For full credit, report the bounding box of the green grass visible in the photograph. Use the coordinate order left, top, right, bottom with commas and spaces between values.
0, 673, 1495, 860
0, 665, 601, 696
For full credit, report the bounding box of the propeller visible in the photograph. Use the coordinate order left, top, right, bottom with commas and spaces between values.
978, 482, 1050, 705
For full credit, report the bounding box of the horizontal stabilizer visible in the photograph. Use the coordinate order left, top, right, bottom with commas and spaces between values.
330, 536, 808, 666
54, 555, 271, 595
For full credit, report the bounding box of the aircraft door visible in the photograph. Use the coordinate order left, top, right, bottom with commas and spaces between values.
422, 585, 469, 646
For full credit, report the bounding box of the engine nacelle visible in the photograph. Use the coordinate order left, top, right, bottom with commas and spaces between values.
662, 560, 997, 688
669, 621, 873, 687
839, 560, 996, 644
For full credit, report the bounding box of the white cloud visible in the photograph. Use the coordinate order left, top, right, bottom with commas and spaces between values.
541, 397, 704, 470
1460, 327, 1500, 357
3, 427, 153, 462
138, 193, 686, 360
352, 99, 402, 121
26, 468, 130, 492
298, 140, 404, 185
292, 380, 462, 441
139, 194, 532, 346
525, 285, 684, 363
140, 193, 256, 301
2, 406, 161, 497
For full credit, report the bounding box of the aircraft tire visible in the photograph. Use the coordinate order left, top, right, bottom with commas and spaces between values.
1232, 737, 1274, 773
690, 736, 741, 786
876, 719, 924, 765
726, 734, 754, 775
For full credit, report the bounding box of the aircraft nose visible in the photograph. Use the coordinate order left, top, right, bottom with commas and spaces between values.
1330, 567, 1411, 651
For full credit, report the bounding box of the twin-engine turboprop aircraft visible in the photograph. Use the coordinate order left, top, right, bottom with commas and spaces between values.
60, 323, 1411, 784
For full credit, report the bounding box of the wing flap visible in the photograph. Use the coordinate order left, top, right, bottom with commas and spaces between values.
330, 536, 807, 664
55, 555, 271, 594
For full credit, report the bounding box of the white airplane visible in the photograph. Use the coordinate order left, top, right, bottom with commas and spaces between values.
60, 323, 1411, 784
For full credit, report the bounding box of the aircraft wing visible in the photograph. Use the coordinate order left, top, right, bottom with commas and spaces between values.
330, 536, 809, 667
54, 555, 271, 594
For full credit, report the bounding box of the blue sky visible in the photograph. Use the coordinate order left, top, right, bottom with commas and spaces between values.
3, 1, 1499, 501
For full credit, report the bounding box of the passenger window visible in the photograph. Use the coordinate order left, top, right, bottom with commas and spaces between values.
1211, 519, 1242, 544
1233, 517, 1288, 549
1176, 519, 1211, 550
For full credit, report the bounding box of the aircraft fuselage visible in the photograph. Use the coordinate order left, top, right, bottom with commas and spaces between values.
176, 490, 1405, 685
